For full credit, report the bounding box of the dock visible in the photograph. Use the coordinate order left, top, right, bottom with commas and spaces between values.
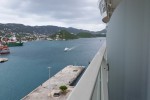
0, 58, 8, 63
22, 65, 85, 100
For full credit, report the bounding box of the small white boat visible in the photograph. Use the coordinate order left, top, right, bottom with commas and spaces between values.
64, 47, 72, 52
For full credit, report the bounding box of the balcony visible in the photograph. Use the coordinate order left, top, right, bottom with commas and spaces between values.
67, 41, 108, 100
99, 0, 121, 23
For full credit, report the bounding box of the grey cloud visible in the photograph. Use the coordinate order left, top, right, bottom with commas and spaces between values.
8, 0, 98, 19
0, 0, 104, 31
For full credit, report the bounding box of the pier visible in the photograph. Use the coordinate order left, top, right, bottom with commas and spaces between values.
0, 58, 8, 63
22, 65, 85, 100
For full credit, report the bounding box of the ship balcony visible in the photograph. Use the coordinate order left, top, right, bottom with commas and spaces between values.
67, 41, 108, 100
99, 0, 121, 23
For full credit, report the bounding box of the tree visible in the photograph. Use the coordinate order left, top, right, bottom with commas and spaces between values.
59, 85, 68, 93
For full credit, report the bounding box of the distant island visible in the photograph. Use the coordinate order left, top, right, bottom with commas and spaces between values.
0, 23, 106, 41
50, 30, 106, 40
51, 30, 78, 40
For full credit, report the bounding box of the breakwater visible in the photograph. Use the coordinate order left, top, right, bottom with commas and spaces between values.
22, 65, 85, 100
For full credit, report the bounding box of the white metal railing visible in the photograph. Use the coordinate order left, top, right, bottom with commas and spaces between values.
67, 41, 108, 100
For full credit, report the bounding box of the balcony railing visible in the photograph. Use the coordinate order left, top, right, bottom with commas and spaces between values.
67, 41, 108, 100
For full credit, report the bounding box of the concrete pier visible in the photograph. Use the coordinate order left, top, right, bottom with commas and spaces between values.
22, 65, 84, 100
0, 58, 8, 63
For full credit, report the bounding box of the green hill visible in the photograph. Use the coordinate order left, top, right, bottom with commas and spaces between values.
51, 30, 78, 40
77, 32, 94, 38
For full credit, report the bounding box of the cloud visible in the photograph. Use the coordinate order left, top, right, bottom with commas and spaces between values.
0, 0, 106, 31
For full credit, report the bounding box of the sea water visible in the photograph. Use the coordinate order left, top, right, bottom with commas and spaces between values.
0, 38, 104, 100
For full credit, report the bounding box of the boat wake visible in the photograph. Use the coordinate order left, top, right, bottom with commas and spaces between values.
64, 46, 76, 52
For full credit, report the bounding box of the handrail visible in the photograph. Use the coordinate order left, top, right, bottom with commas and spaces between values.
67, 41, 106, 100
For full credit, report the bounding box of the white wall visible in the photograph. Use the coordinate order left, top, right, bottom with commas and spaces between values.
107, 0, 150, 100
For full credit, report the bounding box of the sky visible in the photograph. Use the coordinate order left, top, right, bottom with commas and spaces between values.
0, 0, 106, 31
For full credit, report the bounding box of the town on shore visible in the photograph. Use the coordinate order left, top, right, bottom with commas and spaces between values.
0, 23, 106, 56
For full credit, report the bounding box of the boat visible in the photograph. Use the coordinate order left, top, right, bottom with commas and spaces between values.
64, 46, 76, 52
64, 47, 71, 52
6, 35, 23, 47
6, 41, 23, 47
0, 45, 10, 54
64, 47, 70, 52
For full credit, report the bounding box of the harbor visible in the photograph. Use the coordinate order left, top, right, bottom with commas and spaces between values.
0, 38, 101, 100
22, 65, 85, 100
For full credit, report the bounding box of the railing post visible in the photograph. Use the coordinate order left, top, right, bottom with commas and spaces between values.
101, 57, 108, 100
91, 69, 101, 100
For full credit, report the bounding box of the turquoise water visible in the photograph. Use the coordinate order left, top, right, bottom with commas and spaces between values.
0, 38, 103, 100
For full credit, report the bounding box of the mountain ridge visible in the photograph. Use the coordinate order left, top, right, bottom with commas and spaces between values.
0, 23, 106, 35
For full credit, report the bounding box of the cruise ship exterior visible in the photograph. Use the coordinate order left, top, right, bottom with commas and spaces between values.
68, 0, 150, 100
